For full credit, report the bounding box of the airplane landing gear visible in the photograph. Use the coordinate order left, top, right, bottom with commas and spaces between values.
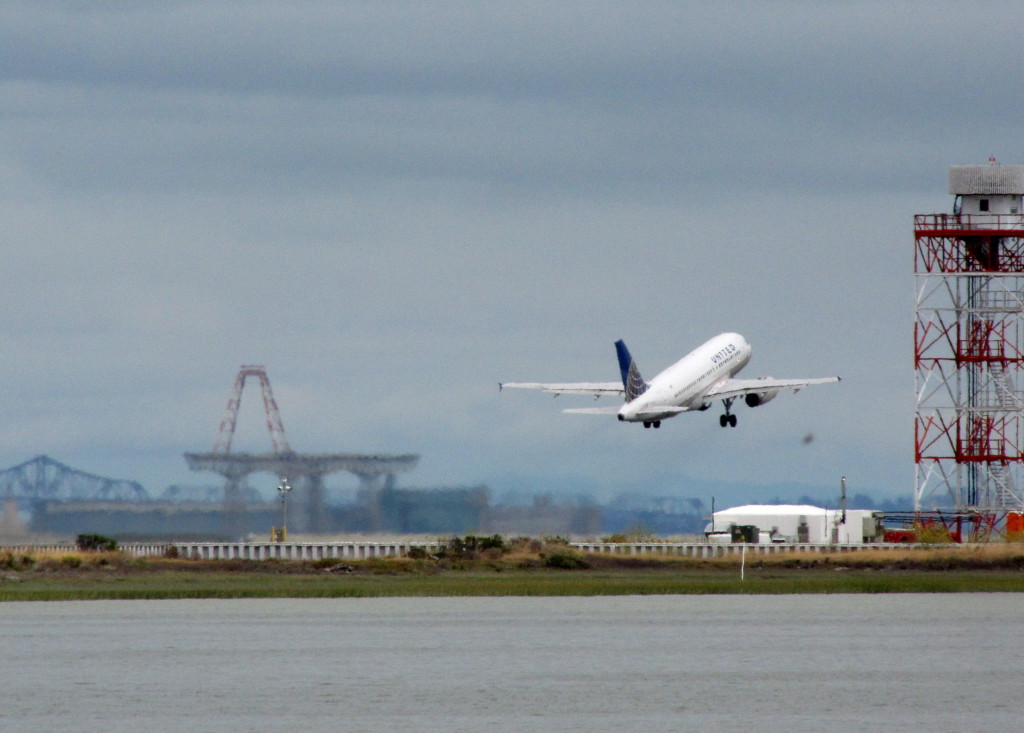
643, 420, 662, 429
643, 421, 651, 429
719, 398, 738, 428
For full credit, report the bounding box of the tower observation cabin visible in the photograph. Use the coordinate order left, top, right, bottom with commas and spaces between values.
951, 163, 1024, 216
915, 161, 1024, 529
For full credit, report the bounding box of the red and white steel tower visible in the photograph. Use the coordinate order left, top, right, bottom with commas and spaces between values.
915, 161, 1024, 516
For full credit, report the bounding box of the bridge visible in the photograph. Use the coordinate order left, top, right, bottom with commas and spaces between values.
0, 455, 148, 509
183, 450, 420, 533
185, 365, 419, 535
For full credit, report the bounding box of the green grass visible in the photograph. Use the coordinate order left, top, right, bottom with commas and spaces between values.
4, 565, 1024, 602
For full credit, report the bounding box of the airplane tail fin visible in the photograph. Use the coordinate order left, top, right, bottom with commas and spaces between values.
615, 340, 648, 401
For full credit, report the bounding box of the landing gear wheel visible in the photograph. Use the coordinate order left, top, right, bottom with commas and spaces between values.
720, 397, 737, 429
653, 421, 661, 428
643, 421, 651, 429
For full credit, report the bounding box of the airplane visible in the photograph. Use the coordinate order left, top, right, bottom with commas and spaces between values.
499, 332, 839, 429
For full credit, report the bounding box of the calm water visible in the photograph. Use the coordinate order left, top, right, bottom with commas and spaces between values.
2, 595, 1020, 732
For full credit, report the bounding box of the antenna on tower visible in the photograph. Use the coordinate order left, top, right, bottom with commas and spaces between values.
212, 365, 292, 454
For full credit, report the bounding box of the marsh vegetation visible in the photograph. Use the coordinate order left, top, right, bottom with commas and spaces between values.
3, 538, 1024, 601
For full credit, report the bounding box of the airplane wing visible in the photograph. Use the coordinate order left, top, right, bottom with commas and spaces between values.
704, 376, 840, 401
499, 382, 625, 397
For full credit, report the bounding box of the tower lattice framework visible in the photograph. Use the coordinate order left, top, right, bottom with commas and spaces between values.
213, 365, 291, 455
186, 364, 419, 536
915, 211, 1024, 513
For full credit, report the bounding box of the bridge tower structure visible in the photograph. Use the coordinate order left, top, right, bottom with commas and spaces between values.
185, 365, 418, 537
915, 161, 1024, 531
212, 365, 291, 455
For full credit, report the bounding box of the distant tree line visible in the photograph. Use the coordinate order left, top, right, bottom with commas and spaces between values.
27, 484, 915, 541
795, 493, 915, 513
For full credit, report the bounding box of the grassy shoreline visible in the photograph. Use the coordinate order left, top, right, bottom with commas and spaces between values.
3, 543, 1024, 601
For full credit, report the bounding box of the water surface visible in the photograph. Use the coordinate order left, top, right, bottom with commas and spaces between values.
2, 595, 1018, 732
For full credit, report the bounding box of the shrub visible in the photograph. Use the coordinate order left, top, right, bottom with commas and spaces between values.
540, 534, 570, 545
915, 524, 955, 544
0, 552, 36, 571
602, 525, 661, 543
508, 536, 542, 553
77, 534, 118, 552
438, 534, 507, 559
61, 555, 83, 568
474, 534, 506, 552
542, 549, 590, 570
362, 558, 412, 575
406, 546, 428, 559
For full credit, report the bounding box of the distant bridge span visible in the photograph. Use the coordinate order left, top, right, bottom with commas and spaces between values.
183, 452, 419, 482
0, 455, 149, 507
183, 451, 420, 534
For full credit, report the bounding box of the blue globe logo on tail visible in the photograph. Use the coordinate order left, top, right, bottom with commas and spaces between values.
615, 340, 648, 402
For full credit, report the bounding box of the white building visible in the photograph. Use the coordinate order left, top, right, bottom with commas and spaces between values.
705, 504, 883, 544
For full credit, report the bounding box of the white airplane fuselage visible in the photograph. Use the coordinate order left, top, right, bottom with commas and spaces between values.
617, 332, 751, 423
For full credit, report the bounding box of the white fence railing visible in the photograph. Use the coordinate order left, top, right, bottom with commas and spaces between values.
0, 541, 926, 560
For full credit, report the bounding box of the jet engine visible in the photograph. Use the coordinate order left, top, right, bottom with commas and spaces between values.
745, 390, 779, 407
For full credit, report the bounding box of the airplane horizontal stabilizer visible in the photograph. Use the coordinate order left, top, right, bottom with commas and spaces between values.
631, 405, 691, 419
500, 381, 624, 397
562, 406, 622, 415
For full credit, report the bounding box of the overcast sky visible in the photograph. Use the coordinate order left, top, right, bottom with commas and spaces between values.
3, 2, 1023, 505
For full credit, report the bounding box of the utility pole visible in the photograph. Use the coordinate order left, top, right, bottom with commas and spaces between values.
274, 477, 292, 542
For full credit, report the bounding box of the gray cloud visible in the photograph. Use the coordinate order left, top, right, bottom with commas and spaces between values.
2, 1, 1020, 501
